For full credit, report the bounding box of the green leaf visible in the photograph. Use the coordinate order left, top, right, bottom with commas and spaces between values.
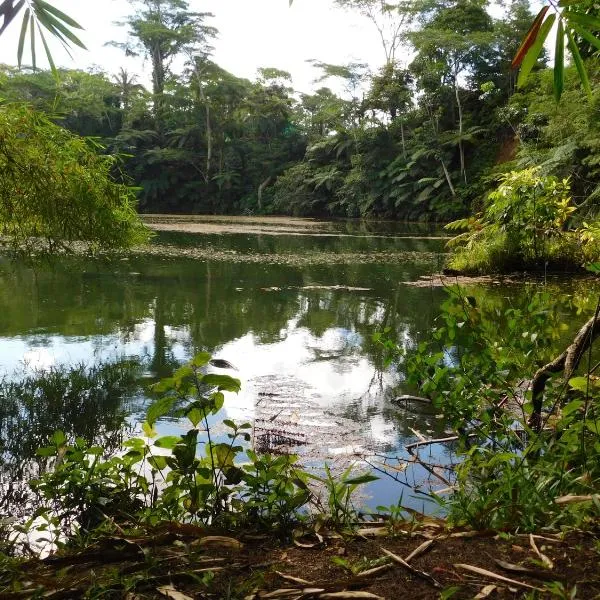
142, 421, 157, 438
37, 24, 56, 78
154, 435, 181, 449
566, 11, 600, 31
571, 25, 600, 54
191, 352, 211, 367
34, 6, 86, 49
202, 374, 241, 393
37, 0, 84, 29
187, 406, 203, 427
343, 474, 379, 485
568, 376, 590, 393
30, 14, 36, 70
517, 14, 556, 88
554, 19, 565, 102
17, 8, 29, 68
566, 27, 591, 98
148, 455, 168, 470
52, 430, 66, 446
146, 396, 176, 425
36, 446, 56, 457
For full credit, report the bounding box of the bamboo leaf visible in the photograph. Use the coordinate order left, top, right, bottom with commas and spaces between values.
517, 13, 556, 88
571, 25, 600, 53
554, 19, 565, 102
17, 8, 29, 68
37, 0, 84, 29
566, 11, 600, 30
37, 23, 57, 78
512, 5, 550, 69
35, 7, 86, 49
567, 27, 592, 98
30, 14, 36, 70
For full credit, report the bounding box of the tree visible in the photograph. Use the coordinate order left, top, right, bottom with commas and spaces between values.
112, 0, 216, 135
0, 104, 150, 253
410, 0, 495, 184
333, 0, 411, 65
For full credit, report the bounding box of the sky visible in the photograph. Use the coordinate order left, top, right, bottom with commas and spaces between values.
0, 0, 395, 95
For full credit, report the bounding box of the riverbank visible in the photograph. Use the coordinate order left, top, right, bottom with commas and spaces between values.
7, 522, 600, 599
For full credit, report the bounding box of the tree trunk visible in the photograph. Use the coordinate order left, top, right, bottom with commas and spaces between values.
400, 118, 406, 159
257, 176, 273, 211
455, 81, 467, 185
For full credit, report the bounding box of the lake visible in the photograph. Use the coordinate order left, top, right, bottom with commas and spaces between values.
0, 216, 592, 514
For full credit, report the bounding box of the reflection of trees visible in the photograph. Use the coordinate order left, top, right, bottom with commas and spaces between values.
0, 361, 140, 517
0, 255, 445, 379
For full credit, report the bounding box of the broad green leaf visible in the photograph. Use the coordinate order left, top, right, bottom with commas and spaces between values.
212, 443, 235, 468
154, 435, 181, 449
517, 14, 556, 88
568, 376, 590, 393
187, 406, 203, 427
17, 8, 29, 68
148, 455, 167, 470
554, 19, 565, 102
146, 396, 176, 425
36, 446, 56, 457
142, 420, 158, 438
566, 27, 591, 98
202, 374, 241, 393
52, 430, 66, 445
191, 352, 211, 367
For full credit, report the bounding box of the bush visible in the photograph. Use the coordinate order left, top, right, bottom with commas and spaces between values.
445, 167, 600, 273
0, 104, 150, 254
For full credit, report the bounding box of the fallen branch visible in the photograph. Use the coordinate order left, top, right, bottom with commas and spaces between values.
393, 395, 431, 404
530, 311, 600, 429
380, 547, 442, 588
454, 564, 543, 591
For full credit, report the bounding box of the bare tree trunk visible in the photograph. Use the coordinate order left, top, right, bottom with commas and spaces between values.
257, 176, 273, 211
400, 118, 406, 159
455, 81, 467, 185
190, 57, 212, 185
439, 158, 456, 197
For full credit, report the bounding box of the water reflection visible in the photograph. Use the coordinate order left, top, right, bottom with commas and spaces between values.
1, 225, 594, 514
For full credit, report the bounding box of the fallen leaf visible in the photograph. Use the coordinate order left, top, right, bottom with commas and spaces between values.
404, 539, 435, 563
455, 564, 543, 591
274, 571, 313, 585
192, 536, 243, 551
529, 534, 554, 569
157, 585, 193, 600
319, 593, 385, 599
474, 584, 497, 599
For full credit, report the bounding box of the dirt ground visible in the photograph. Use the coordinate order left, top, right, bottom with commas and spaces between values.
11, 524, 600, 599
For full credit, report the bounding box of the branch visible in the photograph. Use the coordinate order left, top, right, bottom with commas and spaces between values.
530, 311, 600, 430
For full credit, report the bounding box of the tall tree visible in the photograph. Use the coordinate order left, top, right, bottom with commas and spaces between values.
410, 0, 495, 184
333, 0, 412, 65
113, 0, 216, 136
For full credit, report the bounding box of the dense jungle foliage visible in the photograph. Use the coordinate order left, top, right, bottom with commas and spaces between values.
1, 0, 598, 223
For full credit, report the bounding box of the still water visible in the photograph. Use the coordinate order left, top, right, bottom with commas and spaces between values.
0, 217, 580, 513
